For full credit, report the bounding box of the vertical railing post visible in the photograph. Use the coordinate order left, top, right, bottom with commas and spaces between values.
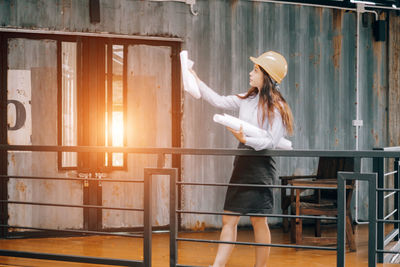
394, 158, 400, 241
144, 167, 178, 267
144, 169, 152, 267
337, 172, 346, 267
373, 155, 384, 263
338, 171, 377, 267
170, 168, 178, 267
368, 173, 378, 267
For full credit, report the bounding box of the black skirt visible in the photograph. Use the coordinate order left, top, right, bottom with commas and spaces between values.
223, 143, 277, 214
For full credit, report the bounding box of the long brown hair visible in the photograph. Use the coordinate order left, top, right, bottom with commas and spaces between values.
238, 66, 294, 135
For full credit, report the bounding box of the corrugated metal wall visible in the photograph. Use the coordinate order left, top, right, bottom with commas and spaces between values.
181, 1, 388, 227
1, 0, 397, 229
388, 13, 400, 148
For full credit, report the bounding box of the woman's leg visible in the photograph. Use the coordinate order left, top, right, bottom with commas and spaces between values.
250, 216, 271, 267
211, 212, 240, 267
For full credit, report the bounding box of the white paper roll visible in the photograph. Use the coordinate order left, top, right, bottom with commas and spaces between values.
180, 50, 201, 99
213, 113, 293, 150
213, 114, 267, 138
276, 137, 292, 150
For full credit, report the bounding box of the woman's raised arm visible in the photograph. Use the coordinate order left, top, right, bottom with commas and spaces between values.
190, 69, 242, 110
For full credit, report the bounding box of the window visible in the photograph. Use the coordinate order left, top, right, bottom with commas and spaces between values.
61, 42, 78, 168
59, 40, 126, 170
105, 45, 125, 167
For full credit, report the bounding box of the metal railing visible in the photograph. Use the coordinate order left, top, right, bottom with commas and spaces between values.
0, 145, 399, 267
373, 148, 400, 263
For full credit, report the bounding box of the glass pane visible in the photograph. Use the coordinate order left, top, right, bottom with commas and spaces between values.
105, 44, 109, 166
112, 45, 124, 166
61, 42, 77, 167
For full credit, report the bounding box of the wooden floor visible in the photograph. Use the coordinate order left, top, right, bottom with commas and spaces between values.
0, 224, 398, 267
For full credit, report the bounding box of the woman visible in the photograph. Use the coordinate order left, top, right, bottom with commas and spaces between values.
191, 51, 293, 267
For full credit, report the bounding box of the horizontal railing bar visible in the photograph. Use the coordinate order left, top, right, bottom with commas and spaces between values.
0, 175, 144, 183
384, 229, 399, 247
383, 146, 400, 151
377, 219, 400, 223
384, 191, 397, 199
384, 171, 398, 177
176, 238, 336, 250
1, 145, 400, 158
0, 225, 143, 238
177, 182, 335, 190
384, 209, 398, 220
0, 249, 143, 266
176, 210, 337, 220
1, 200, 143, 212
376, 249, 400, 254
377, 188, 400, 192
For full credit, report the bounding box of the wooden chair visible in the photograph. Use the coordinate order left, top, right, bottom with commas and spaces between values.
280, 157, 356, 251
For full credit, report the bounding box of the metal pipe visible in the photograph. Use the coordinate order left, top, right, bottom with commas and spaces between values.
377, 219, 400, 223
0, 225, 143, 238
251, 0, 389, 15
376, 249, 400, 254
384, 171, 398, 176
143, 169, 153, 267
176, 237, 337, 250
0, 249, 143, 266
384, 191, 397, 199
0, 175, 144, 183
0, 200, 143, 212
356, 6, 361, 152
384, 228, 399, 246
177, 181, 337, 190
337, 172, 346, 266
252, 0, 357, 10
377, 188, 400, 192
148, 0, 198, 15
384, 146, 400, 151
354, 3, 369, 226
176, 210, 337, 220
1, 144, 400, 157
384, 209, 398, 220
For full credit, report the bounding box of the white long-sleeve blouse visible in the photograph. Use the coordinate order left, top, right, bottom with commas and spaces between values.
198, 80, 286, 151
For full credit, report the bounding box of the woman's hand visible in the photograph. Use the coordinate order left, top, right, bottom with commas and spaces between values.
227, 125, 246, 144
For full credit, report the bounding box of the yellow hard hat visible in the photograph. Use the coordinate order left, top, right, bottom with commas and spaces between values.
250, 51, 288, 84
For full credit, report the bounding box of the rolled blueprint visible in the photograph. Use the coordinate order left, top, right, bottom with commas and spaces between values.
213, 113, 293, 150
180, 50, 201, 99
276, 137, 292, 150
213, 113, 267, 137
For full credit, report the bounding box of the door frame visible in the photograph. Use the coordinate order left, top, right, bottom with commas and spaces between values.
0, 31, 182, 236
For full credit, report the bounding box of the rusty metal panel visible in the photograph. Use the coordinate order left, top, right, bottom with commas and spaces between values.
180, 1, 388, 227
102, 44, 172, 228
388, 12, 400, 148
1, 0, 188, 38
7, 38, 83, 230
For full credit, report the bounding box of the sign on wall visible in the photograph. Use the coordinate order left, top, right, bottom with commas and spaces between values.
7, 70, 32, 145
